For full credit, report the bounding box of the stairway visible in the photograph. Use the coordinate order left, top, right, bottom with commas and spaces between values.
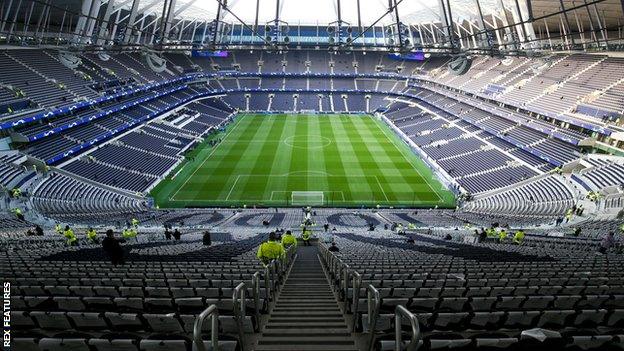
255, 245, 358, 351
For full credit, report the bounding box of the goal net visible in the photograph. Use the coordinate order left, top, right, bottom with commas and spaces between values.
291, 191, 324, 206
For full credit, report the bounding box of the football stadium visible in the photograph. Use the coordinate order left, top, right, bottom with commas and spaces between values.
1, 0, 624, 350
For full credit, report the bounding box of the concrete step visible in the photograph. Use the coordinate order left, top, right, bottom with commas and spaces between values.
255, 345, 358, 351
265, 322, 348, 329
276, 299, 335, 302
277, 300, 336, 307
261, 328, 350, 336
272, 307, 342, 312
268, 316, 346, 323
256, 246, 356, 351
258, 336, 356, 345
270, 311, 343, 317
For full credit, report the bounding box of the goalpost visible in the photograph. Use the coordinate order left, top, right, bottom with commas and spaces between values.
291, 191, 324, 206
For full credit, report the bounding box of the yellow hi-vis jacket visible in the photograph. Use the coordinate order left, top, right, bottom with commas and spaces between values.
257, 240, 285, 263
123, 228, 137, 239
498, 231, 507, 242
281, 234, 297, 248
302, 230, 312, 240
64, 229, 77, 245
513, 231, 525, 244
86, 229, 97, 241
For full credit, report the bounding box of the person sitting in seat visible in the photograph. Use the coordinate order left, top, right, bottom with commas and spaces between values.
328, 241, 340, 252
598, 232, 615, 254
257, 232, 285, 265
281, 230, 297, 249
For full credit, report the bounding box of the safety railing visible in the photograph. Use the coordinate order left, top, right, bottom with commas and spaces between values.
192, 304, 219, 351
394, 305, 422, 351
252, 271, 261, 330
341, 262, 351, 310
366, 284, 381, 351
265, 260, 276, 301
351, 271, 362, 331
263, 243, 297, 302
232, 282, 247, 351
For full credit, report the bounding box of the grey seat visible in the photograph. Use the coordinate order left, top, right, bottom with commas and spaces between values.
39, 338, 90, 351
416, 288, 441, 298
438, 297, 468, 312
469, 311, 505, 329
568, 335, 612, 350
53, 297, 86, 311
83, 297, 114, 309
469, 297, 496, 311
145, 287, 170, 298
105, 312, 144, 331
12, 338, 39, 351
606, 309, 624, 327
433, 312, 469, 329
475, 338, 518, 349
574, 309, 607, 327
139, 340, 187, 351
577, 295, 609, 309
143, 313, 185, 333
25, 296, 52, 309
67, 312, 108, 330
553, 295, 580, 309
503, 311, 540, 328
94, 286, 120, 297
496, 296, 525, 310
523, 296, 555, 309
119, 287, 145, 297
89, 339, 140, 351
114, 297, 145, 310
409, 298, 438, 312
11, 311, 35, 328
466, 287, 491, 297
31, 311, 73, 329
69, 286, 94, 297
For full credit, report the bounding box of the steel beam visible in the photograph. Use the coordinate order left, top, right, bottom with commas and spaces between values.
123, 0, 140, 44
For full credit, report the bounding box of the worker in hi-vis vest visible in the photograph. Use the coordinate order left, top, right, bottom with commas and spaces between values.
281, 230, 297, 249
257, 232, 285, 265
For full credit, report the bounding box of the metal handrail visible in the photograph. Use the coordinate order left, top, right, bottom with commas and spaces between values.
263, 264, 271, 302
232, 282, 246, 351
252, 271, 261, 330
366, 284, 381, 351
342, 263, 350, 310
394, 305, 421, 351
351, 271, 362, 332
192, 304, 219, 351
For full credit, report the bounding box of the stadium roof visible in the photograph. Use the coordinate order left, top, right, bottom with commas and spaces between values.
0, 0, 622, 53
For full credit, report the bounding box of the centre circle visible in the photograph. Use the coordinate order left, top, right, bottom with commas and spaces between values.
283, 135, 332, 149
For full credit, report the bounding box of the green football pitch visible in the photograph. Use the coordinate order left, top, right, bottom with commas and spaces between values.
151, 114, 456, 208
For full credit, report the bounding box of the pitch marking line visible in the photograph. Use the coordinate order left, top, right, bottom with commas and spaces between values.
374, 176, 390, 203
170, 115, 246, 201
372, 116, 444, 203
225, 175, 241, 201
